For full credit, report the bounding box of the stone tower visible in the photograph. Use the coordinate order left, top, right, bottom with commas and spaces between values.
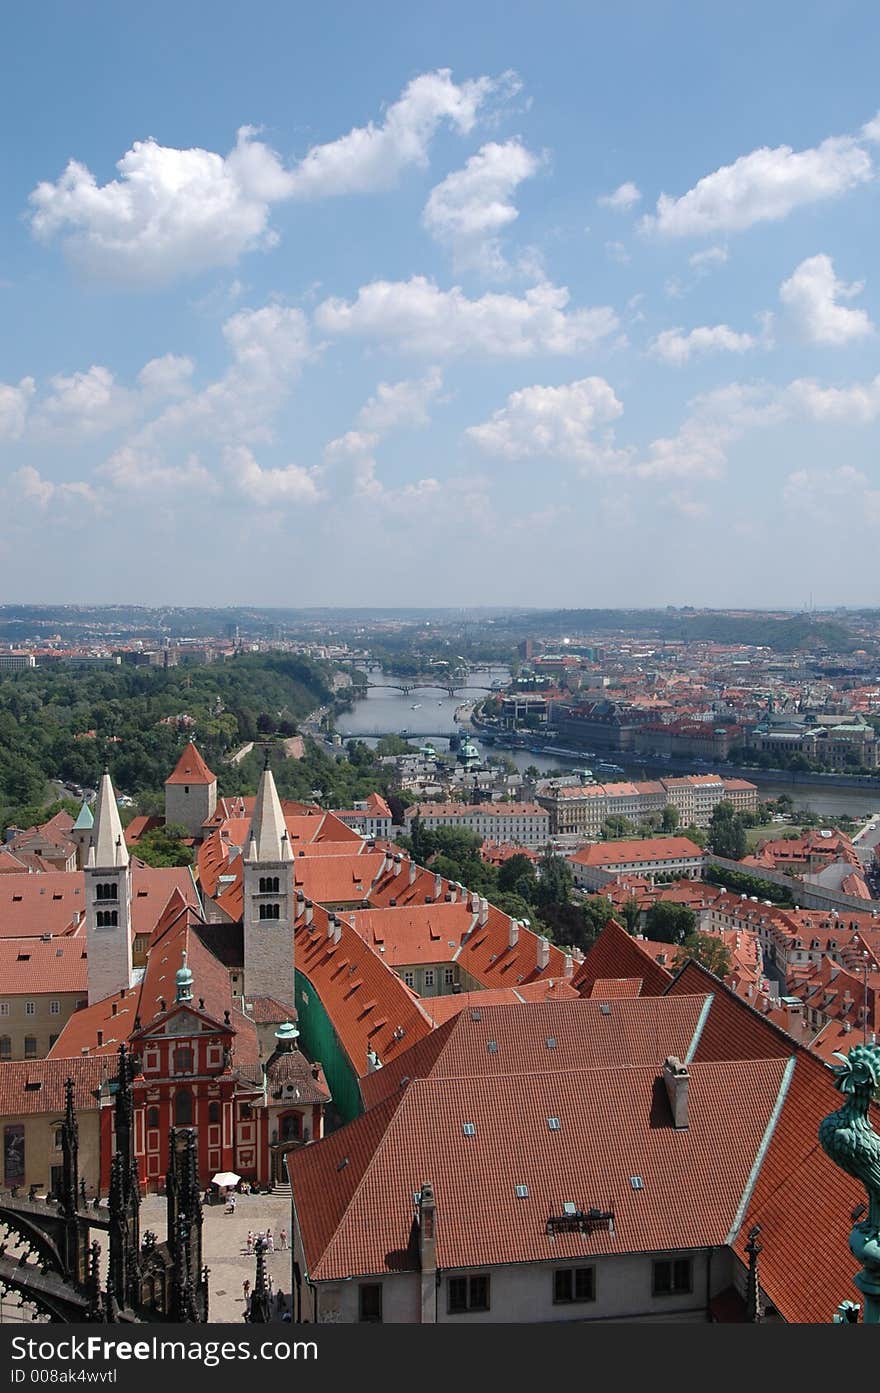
84, 770, 133, 1005
243, 758, 295, 1011
164, 742, 218, 840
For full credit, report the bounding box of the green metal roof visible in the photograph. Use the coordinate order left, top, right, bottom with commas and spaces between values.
72, 801, 94, 830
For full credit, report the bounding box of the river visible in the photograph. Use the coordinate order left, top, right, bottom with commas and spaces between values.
337, 668, 878, 818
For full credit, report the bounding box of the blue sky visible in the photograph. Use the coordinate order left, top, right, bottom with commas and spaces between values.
2, 1, 880, 608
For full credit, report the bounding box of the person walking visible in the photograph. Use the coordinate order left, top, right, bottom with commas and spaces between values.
246, 1230, 254, 1255
242, 1279, 250, 1304
266, 1228, 274, 1253
279, 1227, 288, 1250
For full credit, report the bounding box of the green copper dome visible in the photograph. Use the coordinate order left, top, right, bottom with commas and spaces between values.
175, 949, 194, 1003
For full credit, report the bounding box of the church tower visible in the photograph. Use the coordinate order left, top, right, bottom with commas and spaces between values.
243, 757, 295, 1011
85, 770, 133, 1005
164, 742, 218, 840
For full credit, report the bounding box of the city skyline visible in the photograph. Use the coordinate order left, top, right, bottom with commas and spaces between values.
1, 2, 878, 606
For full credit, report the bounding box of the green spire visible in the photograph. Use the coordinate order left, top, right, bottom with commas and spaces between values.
73, 801, 94, 831
175, 949, 194, 1004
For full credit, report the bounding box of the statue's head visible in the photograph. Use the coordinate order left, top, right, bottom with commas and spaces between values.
831, 1043, 880, 1095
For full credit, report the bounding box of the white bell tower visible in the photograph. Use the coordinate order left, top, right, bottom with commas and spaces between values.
243, 756, 295, 1010
84, 769, 133, 1005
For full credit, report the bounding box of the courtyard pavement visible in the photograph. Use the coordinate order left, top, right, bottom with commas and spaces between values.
140, 1191, 294, 1323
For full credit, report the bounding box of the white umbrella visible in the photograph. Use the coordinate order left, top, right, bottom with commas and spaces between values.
212, 1171, 240, 1187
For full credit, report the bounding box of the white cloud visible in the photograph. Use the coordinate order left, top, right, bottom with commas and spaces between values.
466, 376, 627, 474
0, 377, 35, 440
285, 69, 516, 199
223, 445, 324, 505
98, 446, 215, 494
779, 253, 874, 345
141, 304, 311, 444
28, 71, 511, 283
785, 374, 880, 422
649, 323, 757, 364
37, 365, 137, 436
784, 464, 880, 522
14, 465, 98, 509
356, 368, 443, 434
689, 246, 728, 271
422, 139, 540, 273
605, 240, 630, 264
599, 181, 641, 211
316, 277, 619, 356
643, 130, 872, 237
137, 354, 194, 398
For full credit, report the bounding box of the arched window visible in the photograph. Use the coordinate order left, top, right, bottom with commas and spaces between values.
146, 1107, 159, 1129
96, 883, 117, 901
208, 1102, 220, 1124
280, 1112, 301, 1142
259, 903, 281, 920
259, 876, 280, 895
174, 1089, 193, 1127
97, 910, 119, 928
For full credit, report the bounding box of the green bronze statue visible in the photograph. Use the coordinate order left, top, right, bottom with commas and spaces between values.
819, 1042, 880, 1324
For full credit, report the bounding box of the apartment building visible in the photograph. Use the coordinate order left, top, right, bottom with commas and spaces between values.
404, 802, 550, 849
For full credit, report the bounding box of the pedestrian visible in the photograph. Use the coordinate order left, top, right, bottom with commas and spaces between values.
246, 1230, 254, 1255
279, 1228, 288, 1250
266, 1228, 274, 1253
243, 1279, 250, 1304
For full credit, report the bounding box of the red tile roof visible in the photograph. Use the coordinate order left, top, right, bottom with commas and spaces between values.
667, 960, 879, 1322
0, 936, 88, 994
0, 1055, 116, 1117
289, 1057, 791, 1281
420, 980, 580, 1026
572, 919, 674, 997
569, 837, 704, 868
359, 993, 712, 1112
164, 742, 216, 786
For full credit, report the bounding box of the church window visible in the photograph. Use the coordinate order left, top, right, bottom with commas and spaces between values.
96, 883, 117, 901
174, 1089, 193, 1126
280, 1112, 301, 1142
173, 1046, 193, 1075
259, 903, 281, 920
146, 1107, 159, 1128
208, 1102, 220, 1124
259, 876, 280, 894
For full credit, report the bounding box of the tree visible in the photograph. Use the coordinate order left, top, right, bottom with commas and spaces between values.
708, 801, 747, 859
535, 850, 574, 907
620, 896, 642, 936
674, 931, 732, 977
134, 822, 194, 868
661, 805, 679, 833
644, 901, 696, 946
497, 853, 538, 902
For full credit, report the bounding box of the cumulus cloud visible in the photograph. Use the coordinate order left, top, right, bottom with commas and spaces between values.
786, 374, 880, 422
36, 365, 137, 436
223, 445, 325, 504
689, 246, 728, 271
784, 464, 880, 523
649, 323, 757, 364
316, 276, 619, 356
355, 368, 443, 434
0, 377, 35, 440
643, 129, 872, 236
137, 354, 195, 398
467, 376, 626, 473
779, 253, 874, 345
98, 446, 215, 494
28, 70, 512, 283
598, 181, 641, 210
14, 465, 98, 509
422, 139, 541, 273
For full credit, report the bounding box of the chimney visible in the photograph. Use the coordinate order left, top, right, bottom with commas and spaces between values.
326, 916, 335, 941
479, 897, 489, 927
470, 890, 480, 912
393, 854, 403, 877
408, 858, 417, 885
333, 920, 343, 946
417, 1182, 437, 1324
296, 889, 305, 919
434, 873, 442, 901
305, 899, 314, 927
537, 937, 550, 971
663, 1056, 689, 1129
563, 953, 574, 979
508, 919, 520, 949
